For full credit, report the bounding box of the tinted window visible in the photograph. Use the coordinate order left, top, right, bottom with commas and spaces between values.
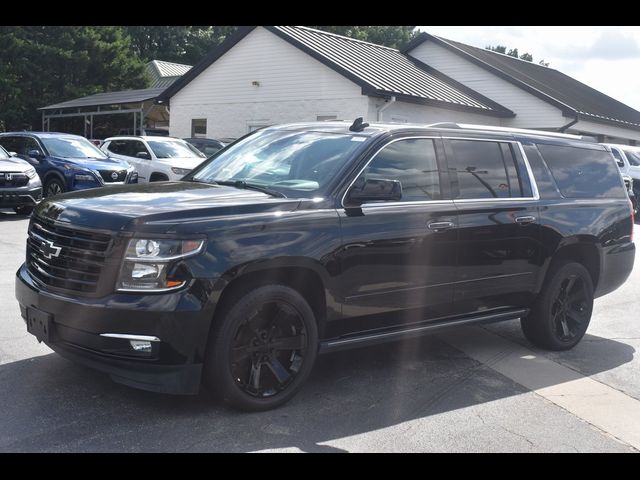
361, 138, 440, 201
0, 145, 9, 159
0, 136, 40, 157
623, 149, 640, 167
611, 148, 625, 167
106, 140, 128, 155
537, 143, 625, 198
449, 140, 520, 199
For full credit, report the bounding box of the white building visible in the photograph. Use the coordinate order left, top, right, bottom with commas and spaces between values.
159, 26, 640, 145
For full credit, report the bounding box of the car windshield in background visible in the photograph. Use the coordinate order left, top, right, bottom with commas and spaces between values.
623, 149, 640, 167
41, 137, 108, 159
148, 140, 205, 159
0, 145, 9, 159
189, 129, 367, 195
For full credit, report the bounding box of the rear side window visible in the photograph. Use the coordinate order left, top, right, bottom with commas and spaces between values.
448, 140, 522, 199
536, 144, 625, 198
622, 149, 640, 167
611, 148, 625, 168
362, 138, 441, 201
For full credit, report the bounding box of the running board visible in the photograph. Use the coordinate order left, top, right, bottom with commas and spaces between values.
319, 309, 528, 354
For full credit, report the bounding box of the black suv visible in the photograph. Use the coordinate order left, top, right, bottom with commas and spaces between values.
15, 121, 635, 411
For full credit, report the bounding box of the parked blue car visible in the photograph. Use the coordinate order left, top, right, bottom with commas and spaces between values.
0, 132, 137, 197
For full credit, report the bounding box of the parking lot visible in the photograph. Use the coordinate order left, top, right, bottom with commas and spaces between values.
1, 210, 639, 452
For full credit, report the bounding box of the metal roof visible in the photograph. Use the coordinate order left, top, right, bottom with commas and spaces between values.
161, 26, 514, 117
147, 60, 191, 88
39, 87, 166, 110
404, 33, 640, 130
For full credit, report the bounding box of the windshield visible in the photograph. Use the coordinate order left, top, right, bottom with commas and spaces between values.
189, 129, 368, 196
147, 140, 206, 159
623, 149, 640, 167
41, 136, 108, 159
0, 145, 9, 159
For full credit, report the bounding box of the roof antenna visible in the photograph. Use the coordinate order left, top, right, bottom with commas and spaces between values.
349, 117, 370, 132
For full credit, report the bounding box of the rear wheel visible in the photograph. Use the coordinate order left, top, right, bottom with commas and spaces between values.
205, 284, 318, 411
44, 177, 65, 197
521, 261, 594, 350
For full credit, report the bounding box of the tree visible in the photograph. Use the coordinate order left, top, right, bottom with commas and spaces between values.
0, 26, 148, 131
307, 26, 418, 48
486, 44, 546, 65
124, 26, 237, 65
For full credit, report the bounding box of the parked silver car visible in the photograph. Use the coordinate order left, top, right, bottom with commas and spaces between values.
0, 145, 42, 215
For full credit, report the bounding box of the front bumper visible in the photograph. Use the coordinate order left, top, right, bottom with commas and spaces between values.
0, 186, 42, 207
15, 263, 214, 394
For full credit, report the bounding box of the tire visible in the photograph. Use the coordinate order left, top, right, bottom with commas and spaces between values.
204, 284, 319, 411
521, 261, 594, 350
13, 205, 34, 215
44, 177, 65, 198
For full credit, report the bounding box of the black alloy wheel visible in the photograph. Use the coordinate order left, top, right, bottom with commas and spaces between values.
231, 301, 308, 398
521, 261, 594, 350
205, 284, 318, 411
44, 177, 65, 197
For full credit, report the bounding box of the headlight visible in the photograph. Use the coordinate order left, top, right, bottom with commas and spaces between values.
74, 173, 97, 182
25, 167, 37, 179
171, 167, 192, 176
116, 238, 205, 292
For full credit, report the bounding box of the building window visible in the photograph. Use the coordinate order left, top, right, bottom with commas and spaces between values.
317, 115, 338, 121
191, 119, 207, 138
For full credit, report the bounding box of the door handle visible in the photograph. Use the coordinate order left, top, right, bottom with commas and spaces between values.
427, 221, 455, 232
515, 215, 537, 225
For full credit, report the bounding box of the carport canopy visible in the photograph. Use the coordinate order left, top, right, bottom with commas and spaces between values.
39, 87, 168, 139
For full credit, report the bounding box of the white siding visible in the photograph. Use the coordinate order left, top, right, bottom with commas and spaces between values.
367, 98, 504, 125
407, 41, 566, 129
170, 27, 367, 138
570, 119, 640, 143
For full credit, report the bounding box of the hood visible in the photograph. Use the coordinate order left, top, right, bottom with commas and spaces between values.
156, 156, 206, 170
34, 181, 302, 232
0, 156, 33, 172
52, 156, 132, 171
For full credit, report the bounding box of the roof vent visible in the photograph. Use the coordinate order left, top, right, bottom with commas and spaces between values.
349, 117, 370, 132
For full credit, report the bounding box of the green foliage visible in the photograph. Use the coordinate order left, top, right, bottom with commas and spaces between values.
486, 44, 546, 65
306, 26, 418, 48
0, 26, 148, 131
123, 26, 237, 65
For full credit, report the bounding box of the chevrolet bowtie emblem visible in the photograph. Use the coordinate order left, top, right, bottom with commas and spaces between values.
40, 240, 62, 259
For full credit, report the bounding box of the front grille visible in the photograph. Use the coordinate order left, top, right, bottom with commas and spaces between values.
26, 217, 113, 294
0, 172, 29, 187
98, 170, 127, 183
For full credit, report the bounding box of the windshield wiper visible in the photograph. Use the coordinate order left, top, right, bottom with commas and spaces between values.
213, 180, 286, 198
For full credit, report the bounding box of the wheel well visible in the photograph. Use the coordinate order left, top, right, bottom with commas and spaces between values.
549, 243, 600, 288
44, 171, 65, 186
149, 172, 169, 181
215, 267, 327, 330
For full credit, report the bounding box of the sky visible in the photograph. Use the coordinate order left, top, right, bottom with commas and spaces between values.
416, 26, 640, 111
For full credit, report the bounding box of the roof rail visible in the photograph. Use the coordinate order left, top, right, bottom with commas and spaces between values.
427, 122, 592, 141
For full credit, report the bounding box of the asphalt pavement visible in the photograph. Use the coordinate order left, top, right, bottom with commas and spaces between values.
0, 209, 638, 452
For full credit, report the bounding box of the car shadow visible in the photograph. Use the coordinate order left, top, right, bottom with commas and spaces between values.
0, 323, 634, 452
0, 210, 30, 222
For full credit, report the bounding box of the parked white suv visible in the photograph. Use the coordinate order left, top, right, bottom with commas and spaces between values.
101, 136, 207, 182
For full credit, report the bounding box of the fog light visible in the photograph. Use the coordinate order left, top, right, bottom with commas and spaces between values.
130, 340, 152, 352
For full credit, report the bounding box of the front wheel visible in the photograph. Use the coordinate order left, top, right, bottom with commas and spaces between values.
521, 261, 594, 350
204, 284, 318, 411
44, 177, 65, 198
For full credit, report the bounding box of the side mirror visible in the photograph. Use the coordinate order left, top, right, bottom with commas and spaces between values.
8, 151, 18, 157
28, 149, 44, 160
347, 178, 402, 205
135, 151, 151, 159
